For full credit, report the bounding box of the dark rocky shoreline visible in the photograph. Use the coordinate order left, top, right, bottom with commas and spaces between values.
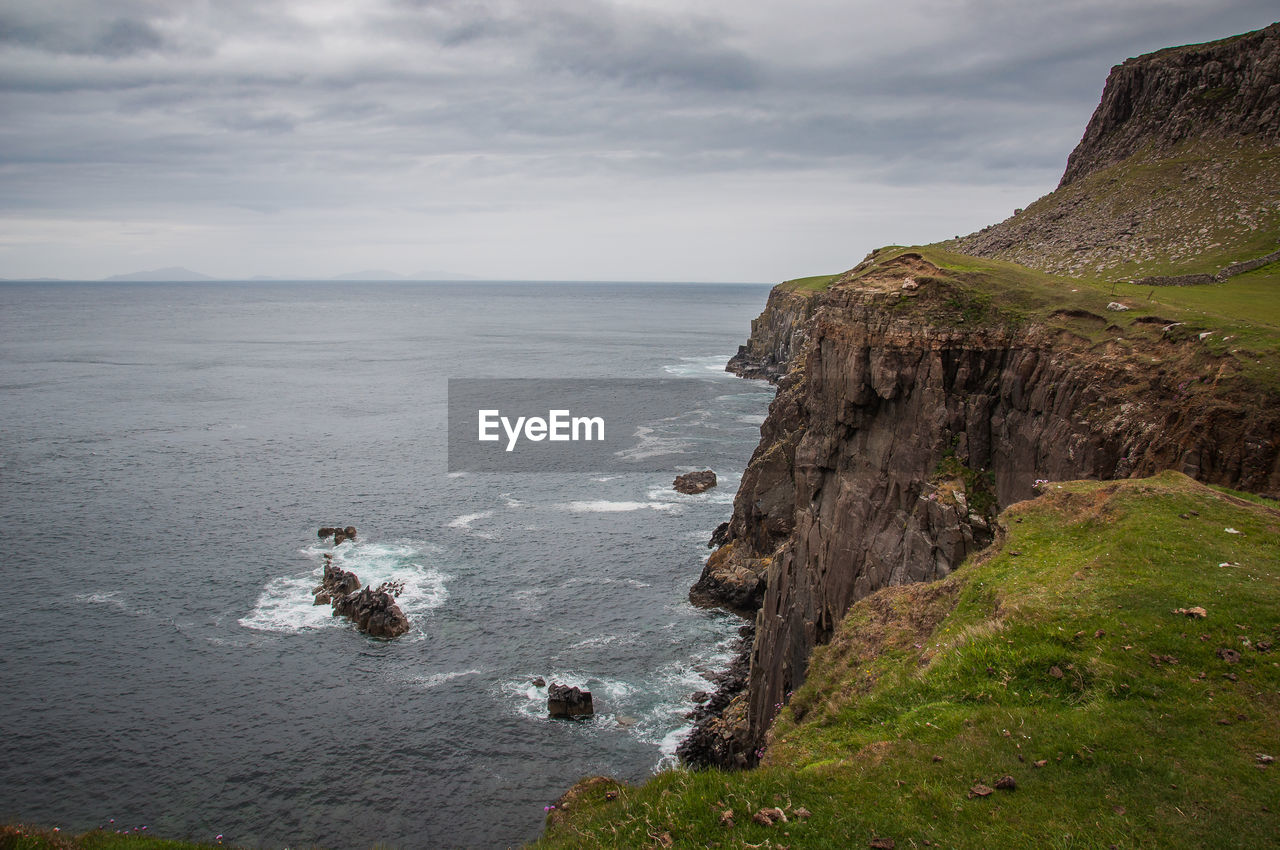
675, 621, 756, 769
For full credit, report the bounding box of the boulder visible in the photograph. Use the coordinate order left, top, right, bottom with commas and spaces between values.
547, 683, 594, 718
674, 470, 717, 494
332, 585, 410, 639
319, 524, 357, 544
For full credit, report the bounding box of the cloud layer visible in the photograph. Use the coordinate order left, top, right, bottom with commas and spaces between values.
1, 0, 1276, 280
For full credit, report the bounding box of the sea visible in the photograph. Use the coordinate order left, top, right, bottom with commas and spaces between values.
0, 280, 776, 849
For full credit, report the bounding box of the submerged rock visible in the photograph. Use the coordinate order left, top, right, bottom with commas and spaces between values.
547, 683, 594, 718
674, 470, 717, 494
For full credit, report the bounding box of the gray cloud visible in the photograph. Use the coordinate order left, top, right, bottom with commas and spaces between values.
0, 0, 1276, 280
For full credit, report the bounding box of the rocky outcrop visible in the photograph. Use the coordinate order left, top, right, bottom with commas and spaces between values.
331, 582, 411, 639
547, 683, 594, 718
727, 287, 820, 382
676, 623, 754, 768
319, 525, 358, 545
313, 555, 361, 605
687, 252, 1280, 768
950, 24, 1280, 279
1060, 23, 1280, 187
311, 545, 411, 639
673, 470, 717, 494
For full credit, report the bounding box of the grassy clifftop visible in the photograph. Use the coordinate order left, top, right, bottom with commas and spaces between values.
777, 244, 1280, 394
537, 472, 1280, 848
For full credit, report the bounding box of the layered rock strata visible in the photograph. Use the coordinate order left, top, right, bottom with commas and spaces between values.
687, 252, 1280, 767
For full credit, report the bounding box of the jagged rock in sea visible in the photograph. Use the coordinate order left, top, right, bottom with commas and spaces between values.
310, 534, 410, 638
332, 583, 411, 639
673, 470, 717, 494
547, 683, 594, 718
676, 622, 754, 768
318, 525, 358, 545
313, 559, 361, 606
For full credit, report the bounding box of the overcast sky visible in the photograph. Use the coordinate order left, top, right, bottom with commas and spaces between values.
1, 1, 1275, 281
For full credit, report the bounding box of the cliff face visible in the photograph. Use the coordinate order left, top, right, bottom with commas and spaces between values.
725, 286, 818, 382
951, 24, 1280, 279
687, 250, 1280, 766
1061, 23, 1280, 187
681, 25, 1280, 770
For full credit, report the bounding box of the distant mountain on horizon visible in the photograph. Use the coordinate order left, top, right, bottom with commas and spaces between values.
104, 266, 214, 282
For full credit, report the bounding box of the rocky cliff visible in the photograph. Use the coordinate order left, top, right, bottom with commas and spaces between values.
1060, 23, 1280, 187
684, 246, 1280, 768
725, 285, 820, 382
951, 24, 1280, 278
682, 23, 1280, 770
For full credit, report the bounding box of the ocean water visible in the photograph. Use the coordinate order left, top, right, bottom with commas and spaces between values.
0, 281, 774, 848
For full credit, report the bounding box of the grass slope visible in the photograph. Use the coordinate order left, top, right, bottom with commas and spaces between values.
537, 472, 1280, 849
945, 139, 1280, 279
0, 826, 223, 850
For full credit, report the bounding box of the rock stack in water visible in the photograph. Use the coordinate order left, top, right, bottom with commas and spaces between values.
318, 525, 358, 545
547, 683, 594, 718
331, 582, 411, 639
673, 470, 717, 494
312, 528, 411, 639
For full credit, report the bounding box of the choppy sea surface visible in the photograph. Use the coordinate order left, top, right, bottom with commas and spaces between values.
0, 281, 775, 848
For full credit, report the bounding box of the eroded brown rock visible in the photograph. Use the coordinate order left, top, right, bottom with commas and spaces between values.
673, 470, 717, 494
547, 683, 594, 718
331, 584, 410, 638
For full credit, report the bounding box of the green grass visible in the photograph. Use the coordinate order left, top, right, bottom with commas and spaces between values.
536, 472, 1280, 848
777, 273, 842, 292
0, 825, 226, 850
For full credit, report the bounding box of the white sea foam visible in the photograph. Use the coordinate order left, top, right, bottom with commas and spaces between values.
446, 471, 468, 478
662, 355, 734, 378
448, 510, 495, 537
75, 591, 127, 610
499, 493, 522, 508
448, 510, 492, 529
413, 669, 483, 689
647, 485, 734, 505
562, 500, 679, 513
655, 725, 691, 771
239, 539, 449, 634
614, 425, 691, 462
